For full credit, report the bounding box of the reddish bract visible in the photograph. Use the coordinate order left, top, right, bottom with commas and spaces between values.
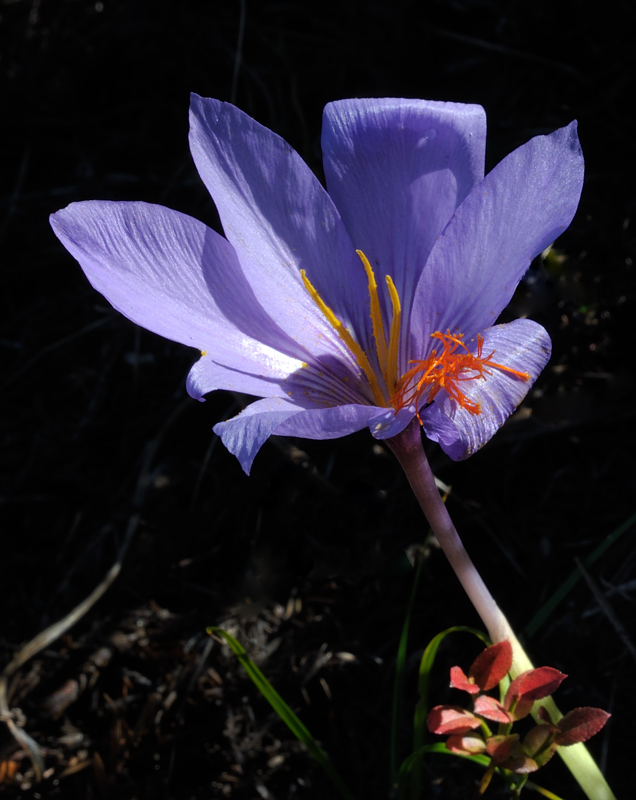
446, 732, 488, 754
427, 705, 481, 736
469, 639, 513, 691
427, 639, 610, 783
504, 667, 567, 720
554, 707, 611, 746
449, 665, 480, 694
486, 734, 537, 773
474, 694, 513, 724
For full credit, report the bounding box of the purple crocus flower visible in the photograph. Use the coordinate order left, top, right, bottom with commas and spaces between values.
51, 95, 583, 474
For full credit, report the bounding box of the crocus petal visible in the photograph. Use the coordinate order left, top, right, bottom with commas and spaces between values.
214, 399, 416, 475
186, 351, 303, 401
322, 97, 486, 336
189, 94, 372, 359
279, 403, 415, 443
411, 121, 583, 352
52, 97, 581, 474
368, 406, 417, 440
213, 397, 304, 474
50, 201, 305, 400
421, 319, 551, 460
275, 403, 390, 440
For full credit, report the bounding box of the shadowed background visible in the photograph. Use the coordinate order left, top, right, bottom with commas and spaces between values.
2, 0, 635, 797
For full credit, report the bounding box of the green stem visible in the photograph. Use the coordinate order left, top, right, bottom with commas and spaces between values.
386, 420, 615, 800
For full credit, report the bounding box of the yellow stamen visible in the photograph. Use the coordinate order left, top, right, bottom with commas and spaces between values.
301, 255, 526, 421
385, 274, 401, 394
300, 269, 386, 406
356, 250, 389, 382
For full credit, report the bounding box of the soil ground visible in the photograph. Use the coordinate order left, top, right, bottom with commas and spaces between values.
2, 1, 635, 798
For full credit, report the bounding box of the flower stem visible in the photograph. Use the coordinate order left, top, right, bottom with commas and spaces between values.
386, 420, 513, 644
386, 420, 615, 800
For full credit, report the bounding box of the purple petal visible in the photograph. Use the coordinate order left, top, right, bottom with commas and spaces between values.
276, 398, 416, 442
276, 403, 389, 439
51, 201, 303, 400
215, 398, 416, 474
213, 397, 303, 474
188, 95, 372, 358
321, 97, 487, 336
369, 406, 418, 440
411, 122, 583, 355
421, 319, 551, 460
186, 351, 304, 401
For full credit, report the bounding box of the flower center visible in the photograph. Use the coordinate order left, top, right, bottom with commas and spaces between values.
300, 252, 530, 418
301, 250, 400, 407
391, 331, 530, 420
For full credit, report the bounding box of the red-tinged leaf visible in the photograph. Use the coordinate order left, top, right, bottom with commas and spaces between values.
555, 707, 611, 746
537, 705, 554, 725
508, 757, 539, 775
474, 694, 514, 724
505, 667, 567, 713
486, 734, 537, 772
446, 732, 488, 754
427, 705, 481, 735
486, 734, 519, 760
523, 726, 559, 769
504, 694, 535, 721
469, 640, 513, 691
534, 741, 558, 769
450, 665, 480, 694
478, 762, 497, 796
523, 723, 555, 755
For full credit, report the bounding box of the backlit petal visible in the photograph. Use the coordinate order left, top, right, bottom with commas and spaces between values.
322, 96, 486, 355
189, 95, 371, 361
275, 403, 389, 439
214, 397, 303, 474
411, 122, 583, 355
51, 201, 303, 400
421, 319, 551, 460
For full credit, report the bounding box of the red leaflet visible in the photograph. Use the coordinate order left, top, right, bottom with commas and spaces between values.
427, 640, 610, 783
523, 723, 554, 753
468, 639, 513, 691
474, 694, 513, 724
450, 665, 481, 694
554, 707, 611, 746
446, 732, 488, 754
505, 667, 567, 719
486, 734, 537, 773
427, 705, 481, 735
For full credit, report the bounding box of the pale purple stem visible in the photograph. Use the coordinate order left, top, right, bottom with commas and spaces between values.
387, 420, 615, 800
386, 419, 515, 645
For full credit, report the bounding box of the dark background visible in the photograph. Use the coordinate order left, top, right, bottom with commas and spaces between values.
2, 0, 635, 798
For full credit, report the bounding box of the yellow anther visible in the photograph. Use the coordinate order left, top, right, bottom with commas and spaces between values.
300, 269, 386, 407
356, 250, 389, 382
385, 275, 401, 394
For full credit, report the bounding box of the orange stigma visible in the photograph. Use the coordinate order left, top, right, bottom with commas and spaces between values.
301, 258, 530, 420
391, 331, 531, 420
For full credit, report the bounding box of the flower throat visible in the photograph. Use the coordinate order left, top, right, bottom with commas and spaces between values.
301, 251, 529, 418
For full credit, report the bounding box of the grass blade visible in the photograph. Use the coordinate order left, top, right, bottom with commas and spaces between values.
390, 545, 427, 788
525, 511, 636, 636
208, 626, 355, 800
407, 625, 488, 799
